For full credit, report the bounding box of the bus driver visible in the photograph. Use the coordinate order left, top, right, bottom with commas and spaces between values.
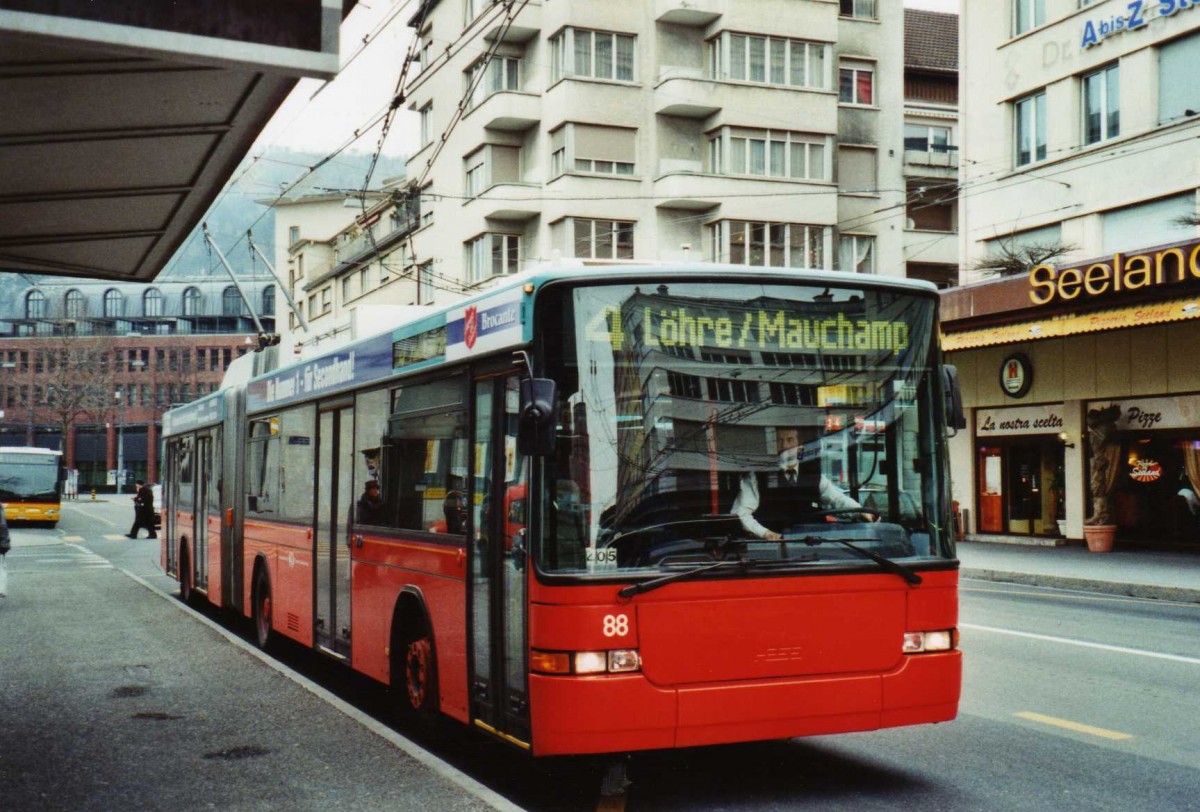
732, 427, 867, 540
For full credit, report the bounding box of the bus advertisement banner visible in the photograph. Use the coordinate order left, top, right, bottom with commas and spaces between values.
445, 292, 525, 360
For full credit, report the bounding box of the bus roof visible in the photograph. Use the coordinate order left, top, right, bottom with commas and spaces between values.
0, 446, 63, 456
164, 263, 941, 420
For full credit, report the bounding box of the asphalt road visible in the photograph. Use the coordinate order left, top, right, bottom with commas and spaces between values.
4, 498, 1199, 811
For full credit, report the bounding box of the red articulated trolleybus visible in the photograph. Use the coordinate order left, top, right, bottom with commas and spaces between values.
161, 264, 966, 759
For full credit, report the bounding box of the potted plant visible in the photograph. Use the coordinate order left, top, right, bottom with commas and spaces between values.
1083, 405, 1121, 552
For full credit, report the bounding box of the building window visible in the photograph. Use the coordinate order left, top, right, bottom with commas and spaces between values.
838, 60, 874, 105
25, 290, 45, 319
65, 289, 86, 318
417, 261, 434, 304
103, 289, 123, 318
262, 286, 275, 316
906, 183, 956, 232
320, 287, 332, 315
1014, 0, 1045, 35
708, 33, 829, 90
572, 219, 634, 259
420, 103, 433, 148
840, 0, 877, 19
904, 124, 953, 154
839, 234, 876, 274
465, 233, 521, 284
342, 275, 353, 302
707, 127, 828, 180
838, 146, 877, 194
143, 288, 163, 317
1102, 194, 1194, 255
222, 286, 242, 317
1158, 33, 1200, 124
464, 144, 521, 197
1083, 64, 1119, 144
466, 56, 520, 109
465, 0, 496, 25
710, 220, 827, 268
182, 287, 202, 316
551, 28, 636, 83
551, 124, 637, 178
1015, 90, 1047, 166
288, 225, 300, 246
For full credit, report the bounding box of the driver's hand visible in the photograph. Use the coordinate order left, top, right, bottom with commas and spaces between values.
764, 530, 783, 541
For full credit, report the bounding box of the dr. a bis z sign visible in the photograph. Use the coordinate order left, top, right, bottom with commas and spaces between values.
1082, 0, 1199, 49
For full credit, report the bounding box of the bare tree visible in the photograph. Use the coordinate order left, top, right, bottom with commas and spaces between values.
969, 237, 1077, 278
39, 335, 117, 449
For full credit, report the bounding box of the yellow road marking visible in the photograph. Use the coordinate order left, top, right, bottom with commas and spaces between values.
62, 536, 85, 542
1016, 711, 1133, 740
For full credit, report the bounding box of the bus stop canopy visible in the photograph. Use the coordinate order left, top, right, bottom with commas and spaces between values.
0, 1, 351, 283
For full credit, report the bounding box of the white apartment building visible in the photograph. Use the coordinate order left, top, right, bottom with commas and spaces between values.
400, 0, 907, 289
946, 1, 1200, 549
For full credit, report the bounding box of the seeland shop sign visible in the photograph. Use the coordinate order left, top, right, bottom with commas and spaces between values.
1028, 237, 1200, 306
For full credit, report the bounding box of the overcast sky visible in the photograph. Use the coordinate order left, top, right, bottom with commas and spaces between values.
249, 0, 960, 166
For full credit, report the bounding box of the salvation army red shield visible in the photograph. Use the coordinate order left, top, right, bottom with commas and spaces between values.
464, 306, 478, 349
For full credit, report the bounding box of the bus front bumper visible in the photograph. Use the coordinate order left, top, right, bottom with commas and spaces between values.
528, 650, 961, 756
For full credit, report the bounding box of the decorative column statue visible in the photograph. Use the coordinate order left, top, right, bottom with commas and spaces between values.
1085, 404, 1122, 526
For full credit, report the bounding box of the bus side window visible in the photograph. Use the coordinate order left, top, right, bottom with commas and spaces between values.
387, 376, 469, 535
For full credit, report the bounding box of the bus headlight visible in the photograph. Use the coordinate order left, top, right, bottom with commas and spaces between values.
531, 648, 642, 675
902, 629, 958, 653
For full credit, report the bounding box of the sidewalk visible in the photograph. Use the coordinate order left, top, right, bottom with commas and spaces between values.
957, 539, 1200, 603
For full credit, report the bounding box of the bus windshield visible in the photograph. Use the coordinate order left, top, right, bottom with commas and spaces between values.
536, 279, 950, 577
0, 452, 62, 501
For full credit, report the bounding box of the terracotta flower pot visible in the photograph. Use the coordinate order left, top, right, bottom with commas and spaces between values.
1083, 524, 1116, 553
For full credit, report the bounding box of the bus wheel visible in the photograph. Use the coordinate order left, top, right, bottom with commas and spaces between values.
396, 621, 438, 724
253, 566, 273, 650
178, 544, 192, 604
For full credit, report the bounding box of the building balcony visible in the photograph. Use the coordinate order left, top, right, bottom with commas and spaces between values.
475, 91, 541, 132
654, 0, 721, 26
904, 146, 959, 175
471, 182, 542, 222
655, 72, 837, 130
654, 165, 837, 223
654, 0, 836, 37
903, 228, 958, 266
483, 2, 541, 43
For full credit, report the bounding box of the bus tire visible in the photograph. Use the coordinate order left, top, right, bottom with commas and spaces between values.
252, 563, 274, 651
391, 602, 439, 725
178, 542, 193, 605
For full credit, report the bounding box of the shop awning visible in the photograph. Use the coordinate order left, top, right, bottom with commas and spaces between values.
941, 294, 1200, 351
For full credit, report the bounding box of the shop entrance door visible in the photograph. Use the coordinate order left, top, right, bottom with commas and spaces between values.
978, 446, 1003, 533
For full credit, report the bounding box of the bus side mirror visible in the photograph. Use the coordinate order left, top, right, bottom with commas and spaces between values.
942, 364, 967, 435
518, 377, 557, 456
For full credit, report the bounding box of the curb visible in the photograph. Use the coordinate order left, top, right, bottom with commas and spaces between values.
962, 567, 1200, 604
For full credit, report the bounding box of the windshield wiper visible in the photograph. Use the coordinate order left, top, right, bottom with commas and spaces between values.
617, 559, 750, 599
791, 535, 923, 586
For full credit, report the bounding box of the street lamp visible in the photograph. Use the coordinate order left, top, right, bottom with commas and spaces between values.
115, 389, 125, 492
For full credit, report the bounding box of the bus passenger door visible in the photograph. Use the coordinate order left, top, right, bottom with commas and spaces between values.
316, 404, 354, 658
470, 375, 531, 747
193, 434, 211, 593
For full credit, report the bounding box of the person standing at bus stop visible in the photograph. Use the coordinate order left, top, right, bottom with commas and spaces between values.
1, 502, 11, 597
126, 480, 157, 539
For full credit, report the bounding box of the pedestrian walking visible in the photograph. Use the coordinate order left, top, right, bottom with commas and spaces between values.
126, 480, 158, 539
1, 503, 10, 598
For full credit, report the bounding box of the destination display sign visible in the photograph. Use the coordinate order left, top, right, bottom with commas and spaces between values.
626, 305, 913, 356
247, 332, 394, 412
162, 392, 225, 436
